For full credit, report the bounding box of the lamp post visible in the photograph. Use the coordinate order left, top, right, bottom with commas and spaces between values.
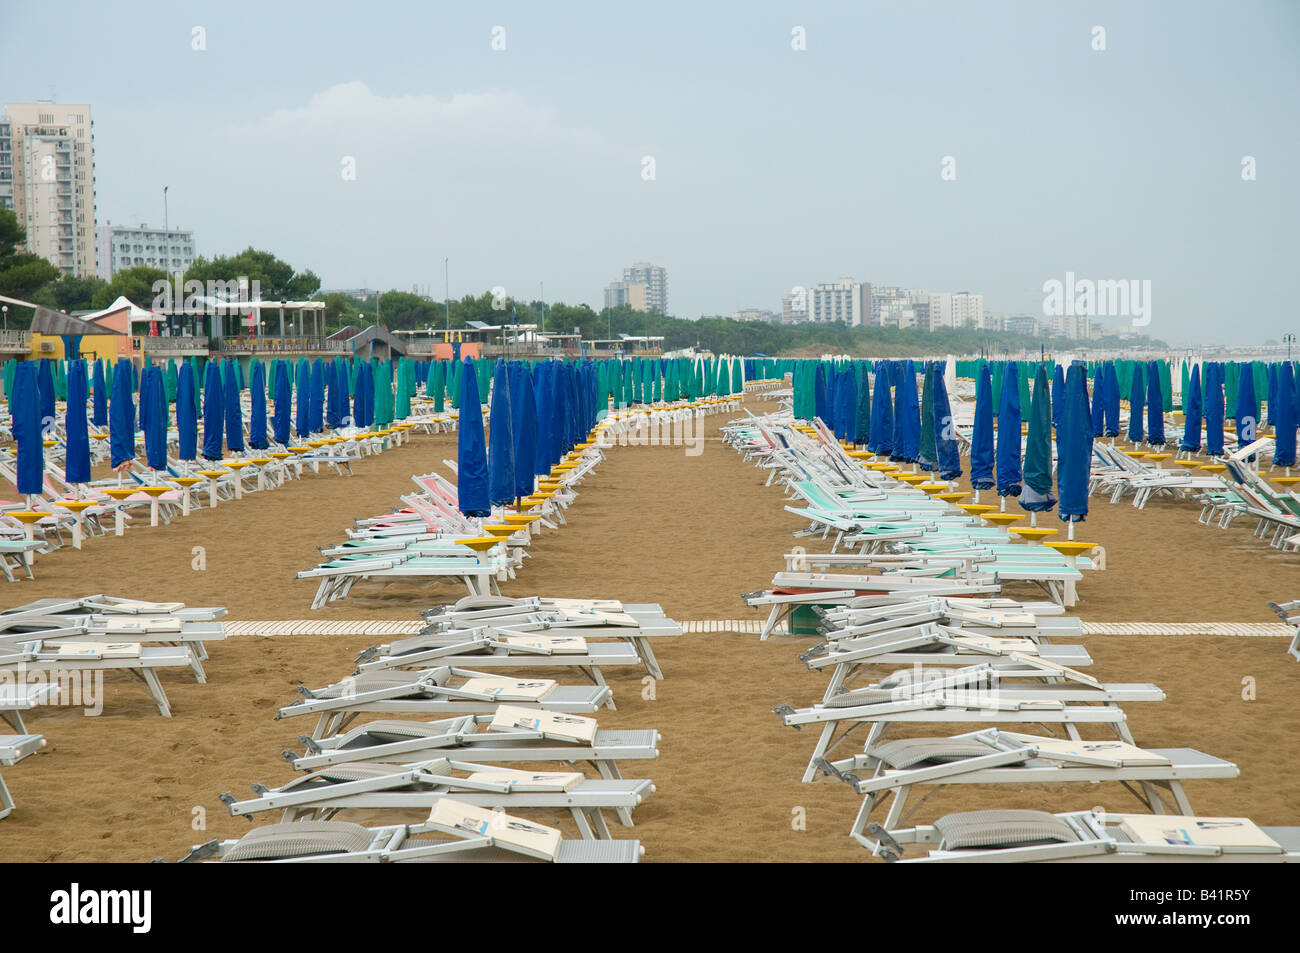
1285, 333, 1296, 363
2, 304, 7, 331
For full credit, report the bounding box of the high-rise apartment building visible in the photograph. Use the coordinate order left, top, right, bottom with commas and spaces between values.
95, 222, 197, 279
621, 262, 668, 314
0, 117, 12, 213
3, 102, 96, 277
808, 278, 870, 326
951, 291, 984, 329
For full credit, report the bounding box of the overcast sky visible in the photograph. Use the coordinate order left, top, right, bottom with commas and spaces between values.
2, 1, 1296, 344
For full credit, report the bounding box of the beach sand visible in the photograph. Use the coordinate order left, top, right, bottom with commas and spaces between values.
2, 394, 1298, 861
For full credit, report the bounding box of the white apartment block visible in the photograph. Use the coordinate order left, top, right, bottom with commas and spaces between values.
733, 308, 777, 323
808, 278, 869, 326
781, 292, 809, 324
952, 291, 984, 329
3, 101, 97, 278
95, 222, 196, 279
621, 262, 668, 314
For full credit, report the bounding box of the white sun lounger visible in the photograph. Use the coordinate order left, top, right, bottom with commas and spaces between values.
0, 642, 195, 716
871, 808, 1300, 863
219, 757, 654, 838
417, 595, 682, 678
819, 728, 1240, 853
277, 667, 613, 739
776, 656, 1157, 782
353, 633, 639, 706
178, 812, 642, 863
798, 624, 1093, 688
288, 713, 658, 776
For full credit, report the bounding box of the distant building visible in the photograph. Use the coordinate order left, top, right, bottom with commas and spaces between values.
877, 295, 918, 329
604, 280, 648, 312
733, 307, 777, 323
1051, 314, 1092, 340
952, 292, 984, 329
3, 101, 97, 277
1003, 314, 1041, 336
0, 117, 11, 212
870, 287, 906, 327
781, 292, 808, 324
808, 278, 870, 326
621, 262, 668, 314
95, 222, 196, 279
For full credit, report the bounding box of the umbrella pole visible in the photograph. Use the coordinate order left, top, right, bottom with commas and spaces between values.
1030, 511, 1037, 527
1068, 520, 1075, 541
999, 495, 1006, 513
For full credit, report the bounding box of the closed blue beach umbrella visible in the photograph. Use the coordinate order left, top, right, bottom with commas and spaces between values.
487, 359, 515, 507
310, 358, 325, 434
64, 359, 91, 485
273, 360, 292, 445
1146, 361, 1165, 445
1274, 363, 1297, 468
996, 362, 1022, 500
37, 358, 56, 430
295, 359, 311, 438
177, 362, 198, 461
223, 360, 244, 453
1020, 364, 1057, 514
201, 360, 224, 461
1205, 363, 1225, 456
1235, 366, 1258, 446
1057, 363, 1092, 529
932, 364, 961, 481
969, 363, 994, 493
110, 358, 136, 469
1102, 362, 1120, 437
12, 362, 45, 494
92, 358, 108, 427
249, 360, 269, 449
1127, 365, 1145, 444
533, 362, 553, 478
143, 365, 167, 472
511, 362, 537, 500
1179, 366, 1203, 453
456, 359, 491, 517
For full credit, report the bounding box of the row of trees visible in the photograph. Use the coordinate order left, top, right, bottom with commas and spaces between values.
0, 206, 1160, 355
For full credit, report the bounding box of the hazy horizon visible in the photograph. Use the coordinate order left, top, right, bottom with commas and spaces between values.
2, 0, 1296, 346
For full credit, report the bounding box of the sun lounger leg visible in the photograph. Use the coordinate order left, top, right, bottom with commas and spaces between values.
802, 723, 837, 783
591, 761, 635, 826
0, 772, 14, 820
570, 807, 596, 839
139, 669, 173, 717
633, 638, 664, 680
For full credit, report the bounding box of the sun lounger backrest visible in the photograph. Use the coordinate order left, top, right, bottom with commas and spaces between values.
933, 809, 1081, 850
222, 821, 375, 861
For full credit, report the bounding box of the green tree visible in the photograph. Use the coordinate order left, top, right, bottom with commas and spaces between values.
0, 207, 62, 312
184, 247, 320, 299
30, 274, 108, 312
90, 266, 169, 310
